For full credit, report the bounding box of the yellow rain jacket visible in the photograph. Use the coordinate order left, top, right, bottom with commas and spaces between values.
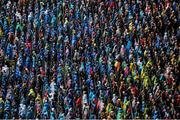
28, 88, 35, 97
114, 61, 120, 72
106, 103, 114, 114
0, 28, 3, 37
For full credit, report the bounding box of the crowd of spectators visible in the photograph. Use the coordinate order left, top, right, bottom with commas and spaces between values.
0, 0, 179, 119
